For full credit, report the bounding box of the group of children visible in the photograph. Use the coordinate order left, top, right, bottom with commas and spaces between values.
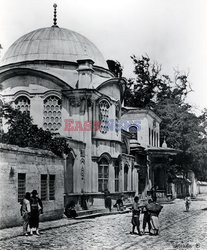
131, 196, 163, 236
131, 195, 192, 236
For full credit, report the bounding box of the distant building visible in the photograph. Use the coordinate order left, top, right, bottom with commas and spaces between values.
121, 107, 186, 200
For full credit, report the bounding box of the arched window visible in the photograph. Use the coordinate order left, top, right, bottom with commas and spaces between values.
98, 158, 109, 192
124, 165, 129, 191
115, 104, 120, 135
129, 125, 138, 140
114, 161, 119, 192
154, 131, 156, 146
14, 96, 30, 113
65, 152, 75, 194
152, 129, 154, 146
0, 99, 3, 133
122, 140, 128, 154
115, 104, 120, 119
43, 96, 62, 132
99, 100, 110, 134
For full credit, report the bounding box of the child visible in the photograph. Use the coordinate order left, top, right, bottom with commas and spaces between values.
185, 195, 191, 212
130, 196, 142, 236
21, 192, 31, 236
142, 204, 151, 234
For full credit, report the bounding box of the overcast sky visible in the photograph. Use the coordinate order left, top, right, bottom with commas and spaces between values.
0, 0, 206, 113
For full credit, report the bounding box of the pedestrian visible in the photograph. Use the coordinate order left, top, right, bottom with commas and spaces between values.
130, 196, 142, 235
64, 201, 78, 218
21, 192, 31, 236
104, 189, 112, 212
115, 197, 124, 211
150, 187, 157, 203
29, 190, 43, 235
142, 200, 152, 235
146, 199, 163, 236
185, 195, 191, 212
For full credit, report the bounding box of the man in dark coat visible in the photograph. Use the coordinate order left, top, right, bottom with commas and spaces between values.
29, 190, 43, 235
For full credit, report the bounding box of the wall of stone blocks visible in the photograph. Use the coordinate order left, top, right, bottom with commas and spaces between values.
0, 143, 64, 229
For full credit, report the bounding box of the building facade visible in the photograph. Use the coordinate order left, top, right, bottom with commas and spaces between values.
0, 143, 64, 228
0, 17, 137, 210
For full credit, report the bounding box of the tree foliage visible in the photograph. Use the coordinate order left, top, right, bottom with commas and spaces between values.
124, 55, 207, 180
0, 104, 71, 157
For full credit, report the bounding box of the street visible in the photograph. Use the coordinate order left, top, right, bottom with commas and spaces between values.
0, 197, 207, 250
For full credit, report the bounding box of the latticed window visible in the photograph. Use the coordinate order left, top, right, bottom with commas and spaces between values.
18, 173, 26, 202
49, 175, 55, 200
99, 100, 110, 134
43, 96, 62, 132
14, 96, 30, 113
41, 175, 47, 201
98, 158, 109, 192
114, 163, 119, 192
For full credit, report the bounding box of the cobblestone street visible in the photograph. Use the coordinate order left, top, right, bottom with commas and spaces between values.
0, 197, 207, 250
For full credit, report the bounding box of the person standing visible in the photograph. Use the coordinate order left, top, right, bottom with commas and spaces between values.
21, 192, 31, 236
185, 195, 191, 211
130, 196, 142, 236
146, 199, 163, 236
104, 189, 112, 212
151, 187, 157, 203
142, 202, 152, 235
29, 190, 43, 235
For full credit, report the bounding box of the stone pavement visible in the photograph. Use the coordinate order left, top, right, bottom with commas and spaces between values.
0, 207, 130, 241
0, 195, 206, 250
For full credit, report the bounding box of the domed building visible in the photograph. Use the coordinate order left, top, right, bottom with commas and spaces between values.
0, 5, 137, 216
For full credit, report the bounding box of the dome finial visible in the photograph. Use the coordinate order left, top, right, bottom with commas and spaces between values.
52, 3, 59, 27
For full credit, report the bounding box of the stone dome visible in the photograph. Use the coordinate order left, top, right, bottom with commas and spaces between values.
1, 27, 107, 68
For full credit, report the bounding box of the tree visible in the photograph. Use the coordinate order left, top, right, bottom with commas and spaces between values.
0, 104, 71, 157
124, 55, 207, 180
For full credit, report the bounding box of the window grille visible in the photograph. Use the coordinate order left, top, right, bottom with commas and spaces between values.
49, 175, 55, 200
43, 96, 62, 132
41, 175, 47, 201
18, 173, 26, 202
99, 100, 110, 134
14, 96, 30, 113
98, 158, 109, 192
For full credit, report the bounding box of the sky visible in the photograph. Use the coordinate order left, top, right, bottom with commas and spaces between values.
0, 0, 206, 114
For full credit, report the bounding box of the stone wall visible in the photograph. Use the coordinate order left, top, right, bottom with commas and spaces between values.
0, 143, 64, 229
